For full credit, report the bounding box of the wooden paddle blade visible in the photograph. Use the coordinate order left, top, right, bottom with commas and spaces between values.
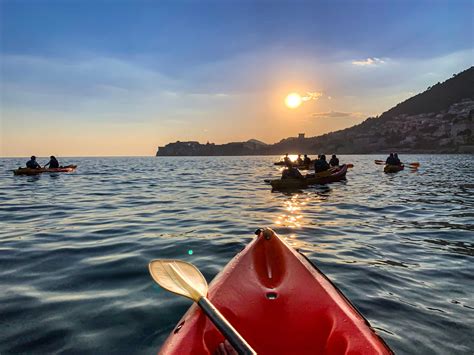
408, 162, 420, 167
347, 163, 354, 168
374, 160, 384, 165
149, 259, 208, 302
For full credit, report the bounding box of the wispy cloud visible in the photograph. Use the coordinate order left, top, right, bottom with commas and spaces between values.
352, 57, 386, 66
312, 111, 353, 118
301, 92, 323, 101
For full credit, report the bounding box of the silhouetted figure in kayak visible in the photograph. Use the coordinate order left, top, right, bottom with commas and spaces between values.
282, 166, 304, 179
26, 156, 41, 169
329, 154, 339, 167
303, 154, 311, 165
393, 153, 401, 166
44, 156, 59, 169
283, 153, 291, 167
314, 155, 330, 173
385, 153, 396, 165
296, 155, 303, 165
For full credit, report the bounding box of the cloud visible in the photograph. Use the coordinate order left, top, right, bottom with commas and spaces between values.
352, 57, 385, 66
301, 92, 323, 101
312, 111, 353, 118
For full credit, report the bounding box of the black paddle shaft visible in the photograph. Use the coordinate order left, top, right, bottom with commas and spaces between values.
198, 297, 256, 355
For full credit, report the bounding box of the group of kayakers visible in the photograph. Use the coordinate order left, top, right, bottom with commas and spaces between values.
385, 153, 402, 166
26, 155, 60, 169
282, 154, 311, 166
281, 153, 342, 179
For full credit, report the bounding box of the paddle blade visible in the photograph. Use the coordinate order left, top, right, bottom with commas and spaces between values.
347, 163, 354, 168
149, 259, 208, 302
374, 160, 385, 165
408, 162, 420, 167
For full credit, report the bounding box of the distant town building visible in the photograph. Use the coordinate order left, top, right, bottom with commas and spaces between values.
298, 133, 305, 139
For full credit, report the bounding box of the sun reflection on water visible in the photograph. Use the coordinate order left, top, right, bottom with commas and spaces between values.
275, 194, 309, 228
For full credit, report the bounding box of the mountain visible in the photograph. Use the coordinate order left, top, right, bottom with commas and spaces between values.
156, 67, 474, 156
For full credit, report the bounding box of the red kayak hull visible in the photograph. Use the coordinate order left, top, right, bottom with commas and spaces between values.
13, 165, 77, 175
270, 164, 348, 190
159, 229, 392, 354
383, 164, 404, 173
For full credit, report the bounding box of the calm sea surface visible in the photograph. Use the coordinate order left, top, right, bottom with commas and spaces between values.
1, 155, 473, 354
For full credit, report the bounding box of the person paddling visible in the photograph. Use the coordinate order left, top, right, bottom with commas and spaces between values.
303, 154, 311, 165
283, 153, 291, 167
282, 166, 304, 179
393, 153, 401, 166
26, 156, 41, 169
329, 154, 339, 167
314, 155, 330, 173
385, 153, 396, 165
296, 155, 303, 165
44, 156, 60, 169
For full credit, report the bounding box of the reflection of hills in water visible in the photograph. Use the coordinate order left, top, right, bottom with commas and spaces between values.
425, 239, 474, 257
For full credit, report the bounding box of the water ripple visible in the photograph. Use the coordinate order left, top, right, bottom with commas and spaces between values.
1, 155, 473, 354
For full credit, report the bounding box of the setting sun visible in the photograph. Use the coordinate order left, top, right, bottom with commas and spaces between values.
285, 93, 302, 109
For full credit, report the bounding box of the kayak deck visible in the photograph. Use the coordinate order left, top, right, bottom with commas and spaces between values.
383, 164, 404, 173
13, 165, 77, 176
159, 229, 392, 354
269, 164, 348, 190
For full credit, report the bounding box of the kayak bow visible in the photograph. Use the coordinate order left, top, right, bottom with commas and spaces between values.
158, 228, 392, 354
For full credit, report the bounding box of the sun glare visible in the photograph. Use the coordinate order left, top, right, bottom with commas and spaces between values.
285, 93, 302, 109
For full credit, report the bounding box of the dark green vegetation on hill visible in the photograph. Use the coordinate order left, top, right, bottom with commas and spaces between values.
157, 67, 474, 156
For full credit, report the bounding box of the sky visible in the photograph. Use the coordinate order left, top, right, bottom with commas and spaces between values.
1, 0, 473, 157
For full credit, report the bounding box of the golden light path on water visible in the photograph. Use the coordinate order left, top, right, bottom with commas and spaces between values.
274, 191, 348, 252
275, 194, 308, 228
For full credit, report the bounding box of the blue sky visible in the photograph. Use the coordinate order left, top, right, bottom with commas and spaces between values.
1, 0, 473, 156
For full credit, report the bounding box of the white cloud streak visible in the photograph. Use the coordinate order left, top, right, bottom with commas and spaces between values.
352, 57, 386, 66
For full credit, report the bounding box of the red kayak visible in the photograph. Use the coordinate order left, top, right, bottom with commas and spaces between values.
383, 164, 404, 173
269, 164, 348, 190
13, 165, 77, 176
159, 228, 392, 354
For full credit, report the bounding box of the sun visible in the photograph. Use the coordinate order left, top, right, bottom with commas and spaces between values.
285, 93, 302, 109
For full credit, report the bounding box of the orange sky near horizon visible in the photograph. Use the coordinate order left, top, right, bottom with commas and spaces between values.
1, 88, 373, 157
2, 52, 472, 157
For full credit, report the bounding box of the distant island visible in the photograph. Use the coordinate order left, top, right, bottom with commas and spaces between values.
156, 67, 474, 156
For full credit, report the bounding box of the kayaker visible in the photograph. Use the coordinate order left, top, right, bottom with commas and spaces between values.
393, 153, 401, 165
282, 166, 304, 179
44, 156, 60, 169
314, 155, 330, 173
283, 153, 291, 167
296, 155, 303, 165
329, 154, 339, 167
385, 153, 396, 165
303, 154, 311, 165
26, 156, 41, 169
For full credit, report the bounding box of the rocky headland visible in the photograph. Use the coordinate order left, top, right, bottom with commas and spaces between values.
156, 67, 474, 156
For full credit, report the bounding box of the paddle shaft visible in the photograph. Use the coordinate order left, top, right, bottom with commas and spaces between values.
198, 296, 256, 355
376, 159, 419, 165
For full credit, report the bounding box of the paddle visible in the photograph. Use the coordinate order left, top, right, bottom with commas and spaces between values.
149, 260, 256, 355
375, 159, 420, 167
